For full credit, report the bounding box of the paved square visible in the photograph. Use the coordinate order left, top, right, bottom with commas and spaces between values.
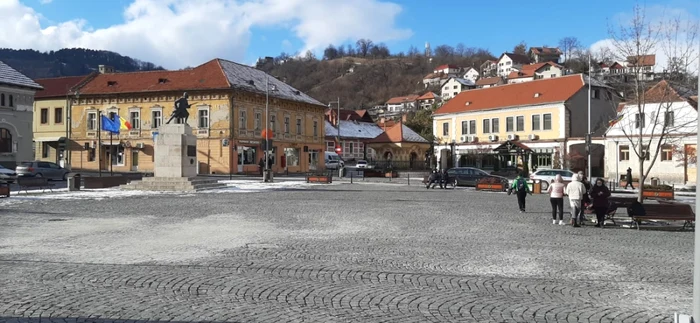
0, 182, 693, 322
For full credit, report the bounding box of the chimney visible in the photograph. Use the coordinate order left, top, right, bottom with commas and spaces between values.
401, 114, 408, 123
98, 65, 114, 74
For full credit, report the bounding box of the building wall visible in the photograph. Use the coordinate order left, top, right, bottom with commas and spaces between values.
566, 87, 619, 137
33, 98, 69, 162
507, 77, 534, 84
497, 56, 514, 77
433, 104, 564, 144
441, 79, 468, 100
534, 65, 563, 79
0, 85, 35, 167
604, 137, 696, 185
68, 90, 326, 174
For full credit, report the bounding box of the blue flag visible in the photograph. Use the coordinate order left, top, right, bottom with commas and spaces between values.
101, 115, 120, 134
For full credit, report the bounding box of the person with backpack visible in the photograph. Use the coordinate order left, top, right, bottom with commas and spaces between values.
511, 173, 531, 213
546, 175, 566, 225
565, 173, 587, 227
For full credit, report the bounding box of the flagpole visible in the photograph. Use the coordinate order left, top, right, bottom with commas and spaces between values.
587, 53, 592, 179
97, 111, 102, 177
110, 132, 113, 176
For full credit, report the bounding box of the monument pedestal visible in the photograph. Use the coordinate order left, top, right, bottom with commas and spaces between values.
122, 124, 224, 192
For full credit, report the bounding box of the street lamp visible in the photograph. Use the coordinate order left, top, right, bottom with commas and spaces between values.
264, 76, 277, 183
328, 98, 340, 150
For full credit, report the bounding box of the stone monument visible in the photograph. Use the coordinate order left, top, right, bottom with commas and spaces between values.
121, 93, 224, 192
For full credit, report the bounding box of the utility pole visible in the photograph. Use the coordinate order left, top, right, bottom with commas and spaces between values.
264, 76, 270, 182
587, 53, 592, 179
693, 29, 700, 321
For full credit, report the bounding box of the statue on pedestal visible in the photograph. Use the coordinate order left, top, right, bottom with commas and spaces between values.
166, 92, 197, 124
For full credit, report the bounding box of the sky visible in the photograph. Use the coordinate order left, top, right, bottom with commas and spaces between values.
0, 0, 698, 70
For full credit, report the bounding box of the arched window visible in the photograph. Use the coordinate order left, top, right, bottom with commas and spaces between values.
0, 128, 11, 153
0, 94, 4, 106
8, 95, 13, 107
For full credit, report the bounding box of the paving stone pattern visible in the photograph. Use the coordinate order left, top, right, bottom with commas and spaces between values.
0, 184, 692, 322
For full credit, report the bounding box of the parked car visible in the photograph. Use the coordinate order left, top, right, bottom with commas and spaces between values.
356, 160, 369, 168
0, 165, 17, 183
16, 161, 69, 180
447, 167, 509, 188
324, 152, 345, 170
530, 169, 575, 190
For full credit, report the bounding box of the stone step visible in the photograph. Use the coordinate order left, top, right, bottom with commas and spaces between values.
120, 180, 226, 192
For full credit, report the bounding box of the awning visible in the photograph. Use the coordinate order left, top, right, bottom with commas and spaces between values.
33, 137, 65, 142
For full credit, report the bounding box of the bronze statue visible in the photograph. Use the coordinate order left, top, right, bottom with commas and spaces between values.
166, 92, 197, 124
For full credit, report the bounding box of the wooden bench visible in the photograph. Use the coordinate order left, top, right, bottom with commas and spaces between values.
306, 174, 332, 184
16, 177, 53, 193
628, 204, 695, 230
584, 197, 638, 225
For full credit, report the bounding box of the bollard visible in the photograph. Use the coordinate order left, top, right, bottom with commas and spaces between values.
407, 172, 410, 186
351, 172, 353, 184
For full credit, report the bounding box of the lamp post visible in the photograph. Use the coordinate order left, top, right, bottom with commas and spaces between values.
328, 98, 341, 151
264, 76, 277, 183
587, 53, 592, 179
693, 30, 700, 321
65, 90, 79, 169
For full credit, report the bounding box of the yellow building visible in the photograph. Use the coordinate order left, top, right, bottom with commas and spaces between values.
33, 75, 95, 165
432, 74, 617, 173
68, 59, 327, 174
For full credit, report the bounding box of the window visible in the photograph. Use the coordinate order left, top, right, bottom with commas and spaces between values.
664, 111, 674, 127
661, 145, 673, 161
635, 113, 645, 128
531, 115, 540, 131
592, 89, 600, 99
619, 145, 630, 161
85, 143, 95, 162
516, 116, 524, 132
129, 111, 140, 129
469, 120, 476, 134
239, 110, 247, 130
270, 115, 276, 132
551, 74, 556, 78
41, 142, 49, 158
453, 85, 458, 89
237, 146, 257, 165
198, 109, 209, 128
254, 112, 262, 130
313, 120, 318, 137
40, 108, 49, 124
8, 95, 13, 107
109, 146, 125, 166
443, 122, 449, 136
0, 94, 4, 106
0, 128, 10, 153
461, 121, 468, 135
643, 145, 650, 160
296, 118, 302, 135
482, 119, 490, 133
151, 110, 162, 129
87, 112, 97, 130
284, 116, 290, 134
543, 113, 552, 130
284, 148, 300, 166
491, 118, 499, 133
506, 117, 513, 132
54, 108, 63, 124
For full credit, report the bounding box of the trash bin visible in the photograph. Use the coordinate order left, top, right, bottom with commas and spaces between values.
651, 177, 659, 186
67, 173, 81, 191
339, 167, 345, 178
532, 179, 541, 194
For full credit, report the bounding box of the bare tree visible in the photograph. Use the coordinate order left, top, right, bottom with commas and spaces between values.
513, 41, 527, 55
356, 39, 374, 57
558, 36, 582, 66
607, 4, 698, 202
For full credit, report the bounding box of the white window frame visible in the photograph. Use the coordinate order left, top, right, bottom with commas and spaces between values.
506, 117, 514, 132
284, 115, 290, 134
151, 107, 163, 129
543, 113, 552, 130
515, 115, 525, 132
296, 117, 303, 135
531, 114, 540, 131
482, 119, 490, 134
239, 109, 247, 130
198, 106, 210, 129
128, 107, 141, 129
87, 111, 97, 130
254, 111, 262, 130
491, 118, 499, 133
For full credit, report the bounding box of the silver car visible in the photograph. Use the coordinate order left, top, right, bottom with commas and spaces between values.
0, 165, 17, 183
16, 161, 69, 180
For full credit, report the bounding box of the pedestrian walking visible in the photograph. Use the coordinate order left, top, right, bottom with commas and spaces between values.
589, 178, 611, 228
546, 175, 566, 225
511, 173, 532, 213
565, 173, 587, 227
625, 167, 634, 189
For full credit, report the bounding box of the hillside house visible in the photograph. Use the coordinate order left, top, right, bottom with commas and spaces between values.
507, 62, 563, 84
441, 78, 476, 100
480, 60, 497, 77
433, 64, 461, 76
385, 94, 420, 116
475, 76, 505, 89
528, 47, 562, 63
417, 92, 441, 109
497, 53, 531, 78
463, 68, 479, 82
422, 72, 449, 88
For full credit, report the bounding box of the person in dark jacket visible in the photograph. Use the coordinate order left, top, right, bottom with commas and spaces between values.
578, 172, 592, 225
625, 167, 634, 189
589, 178, 611, 228
426, 170, 440, 189
440, 169, 450, 189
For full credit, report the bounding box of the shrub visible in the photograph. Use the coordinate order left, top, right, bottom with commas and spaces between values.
643, 184, 673, 191
478, 176, 503, 184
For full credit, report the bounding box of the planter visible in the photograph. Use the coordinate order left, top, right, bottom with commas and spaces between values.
0, 184, 9, 197
385, 171, 399, 178
642, 189, 674, 200
306, 175, 332, 184
476, 183, 505, 191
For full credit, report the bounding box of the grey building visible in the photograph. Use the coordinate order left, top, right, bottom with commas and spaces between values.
0, 61, 43, 167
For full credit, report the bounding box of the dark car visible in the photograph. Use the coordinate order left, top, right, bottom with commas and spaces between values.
447, 167, 509, 188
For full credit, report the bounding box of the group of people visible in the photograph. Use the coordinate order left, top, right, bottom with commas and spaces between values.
511, 171, 611, 228
425, 169, 450, 189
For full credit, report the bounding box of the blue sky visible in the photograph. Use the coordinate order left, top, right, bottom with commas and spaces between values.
8, 0, 700, 68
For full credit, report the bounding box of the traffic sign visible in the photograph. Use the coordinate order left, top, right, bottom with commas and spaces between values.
335, 146, 342, 154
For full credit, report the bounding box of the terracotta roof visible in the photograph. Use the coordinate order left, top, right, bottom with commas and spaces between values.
386, 94, 420, 105
529, 47, 562, 55
0, 60, 42, 90
475, 76, 502, 86
499, 52, 531, 65
325, 109, 374, 123
34, 75, 92, 99
627, 80, 696, 105
368, 121, 428, 143
507, 62, 561, 79
507, 70, 534, 79
598, 62, 609, 68
627, 55, 656, 67
610, 62, 625, 69
417, 92, 439, 100
435, 74, 585, 115
435, 64, 459, 71
423, 72, 444, 79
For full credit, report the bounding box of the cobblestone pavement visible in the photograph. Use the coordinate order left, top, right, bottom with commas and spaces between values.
0, 183, 692, 322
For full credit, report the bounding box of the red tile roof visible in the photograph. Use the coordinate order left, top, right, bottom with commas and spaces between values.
417, 92, 438, 100
627, 55, 656, 67
435, 74, 585, 115
610, 62, 625, 69
386, 94, 420, 105
435, 64, 459, 71
529, 47, 562, 55
78, 60, 230, 95
507, 70, 534, 79
34, 75, 93, 99
507, 62, 561, 79
475, 77, 503, 86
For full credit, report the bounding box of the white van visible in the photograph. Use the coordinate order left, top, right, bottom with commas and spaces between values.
324, 152, 344, 170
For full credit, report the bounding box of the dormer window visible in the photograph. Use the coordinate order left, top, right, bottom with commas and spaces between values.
465, 101, 471, 106
158, 78, 168, 84
534, 93, 541, 98
247, 80, 255, 85
107, 81, 117, 86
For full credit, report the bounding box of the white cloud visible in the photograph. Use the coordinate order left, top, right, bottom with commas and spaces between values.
39, 0, 52, 4
589, 4, 698, 74
0, 0, 412, 69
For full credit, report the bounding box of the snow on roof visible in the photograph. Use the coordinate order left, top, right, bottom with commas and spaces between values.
324, 120, 385, 139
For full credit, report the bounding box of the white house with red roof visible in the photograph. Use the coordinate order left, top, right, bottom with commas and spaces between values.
507, 62, 563, 84
462, 67, 479, 82
417, 92, 441, 109
480, 60, 497, 77
385, 94, 420, 116
441, 77, 476, 100
433, 64, 461, 76
496, 52, 532, 77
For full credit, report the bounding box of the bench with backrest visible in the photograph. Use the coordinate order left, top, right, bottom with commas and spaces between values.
17, 177, 53, 193
584, 196, 638, 225
628, 203, 695, 230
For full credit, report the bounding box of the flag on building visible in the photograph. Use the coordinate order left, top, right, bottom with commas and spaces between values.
101, 115, 120, 134
608, 115, 623, 127
118, 116, 133, 131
